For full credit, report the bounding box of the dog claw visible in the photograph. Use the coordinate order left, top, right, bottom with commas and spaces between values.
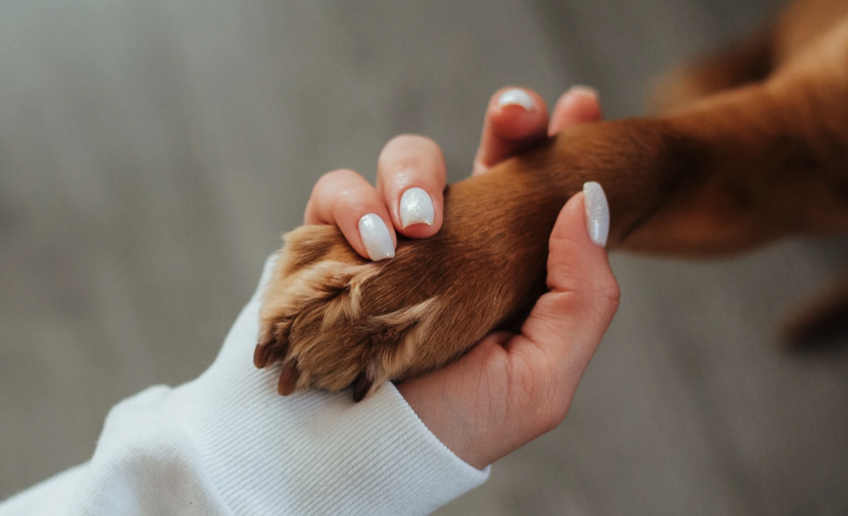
253, 343, 273, 368
352, 372, 373, 402
256, 225, 457, 399
254, 337, 289, 369
277, 360, 301, 396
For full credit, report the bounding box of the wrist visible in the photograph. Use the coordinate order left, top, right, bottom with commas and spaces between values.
397, 345, 520, 471
398, 380, 490, 469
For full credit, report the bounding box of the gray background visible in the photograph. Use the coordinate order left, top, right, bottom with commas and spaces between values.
2, 0, 848, 514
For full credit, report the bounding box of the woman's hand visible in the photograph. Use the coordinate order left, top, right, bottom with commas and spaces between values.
303, 86, 617, 469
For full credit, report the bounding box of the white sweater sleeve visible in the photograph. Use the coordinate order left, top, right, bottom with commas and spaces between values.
0, 256, 489, 516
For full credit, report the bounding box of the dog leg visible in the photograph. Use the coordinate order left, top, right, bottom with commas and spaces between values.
254, 118, 703, 398
650, 29, 774, 114
256, 20, 848, 399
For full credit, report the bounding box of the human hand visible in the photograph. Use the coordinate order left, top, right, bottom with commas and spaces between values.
302, 85, 618, 469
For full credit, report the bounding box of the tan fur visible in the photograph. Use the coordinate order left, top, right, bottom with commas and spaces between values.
256, 0, 848, 398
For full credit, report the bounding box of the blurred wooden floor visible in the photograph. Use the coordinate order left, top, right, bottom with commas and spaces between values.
2, 0, 848, 514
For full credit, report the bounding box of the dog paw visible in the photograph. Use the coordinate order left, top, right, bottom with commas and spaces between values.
253, 165, 562, 401
254, 225, 455, 400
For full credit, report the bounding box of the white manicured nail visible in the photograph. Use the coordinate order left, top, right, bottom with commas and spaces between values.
497, 88, 534, 110
399, 187, 435, 228
568, 85, 599, 100
583, 182, 609, 248
358, 214, 395, 261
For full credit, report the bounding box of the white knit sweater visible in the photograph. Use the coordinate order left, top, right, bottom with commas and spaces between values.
0, 257, 489, 515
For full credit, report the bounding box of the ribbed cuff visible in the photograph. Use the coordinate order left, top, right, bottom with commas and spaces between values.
162, 255, 489, 515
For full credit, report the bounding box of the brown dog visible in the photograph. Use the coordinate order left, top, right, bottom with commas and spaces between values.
254, 0, 848, 400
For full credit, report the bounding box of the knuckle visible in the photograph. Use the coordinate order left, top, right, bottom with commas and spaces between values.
596, 275, 621, 313
576, 272, 619, 322
537, 410, 566, 435
312, 169, 355, 197
390, 133, 436, 149
384, 133, 416, 148
380, 137, 445, 181
328, 170, 367, 195
318, 168, 359, 186
534, 396, 569, 434
333, 186, 371, 214
311, 170, 377, 218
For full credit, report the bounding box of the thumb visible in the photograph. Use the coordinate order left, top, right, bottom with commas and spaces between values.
509, 182, 619, 384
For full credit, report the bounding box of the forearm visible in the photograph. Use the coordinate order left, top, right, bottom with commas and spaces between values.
1, 257, 488, 516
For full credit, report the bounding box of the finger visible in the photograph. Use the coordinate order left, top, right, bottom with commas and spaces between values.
376, 134, 446, 238
304, 169, 396, 261
507, 182, 618, 405
472, 87, 549, 175
549, 86, 602, 136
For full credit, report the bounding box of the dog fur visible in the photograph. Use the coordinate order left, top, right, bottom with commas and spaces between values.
255, 0, 848, 399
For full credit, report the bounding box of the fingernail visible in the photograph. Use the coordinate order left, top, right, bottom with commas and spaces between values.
568, 85, 599, 101
399, 187, 435, 228
497, 88, 534, 111
583, 182, 609, 247
358, 214, 395, 261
